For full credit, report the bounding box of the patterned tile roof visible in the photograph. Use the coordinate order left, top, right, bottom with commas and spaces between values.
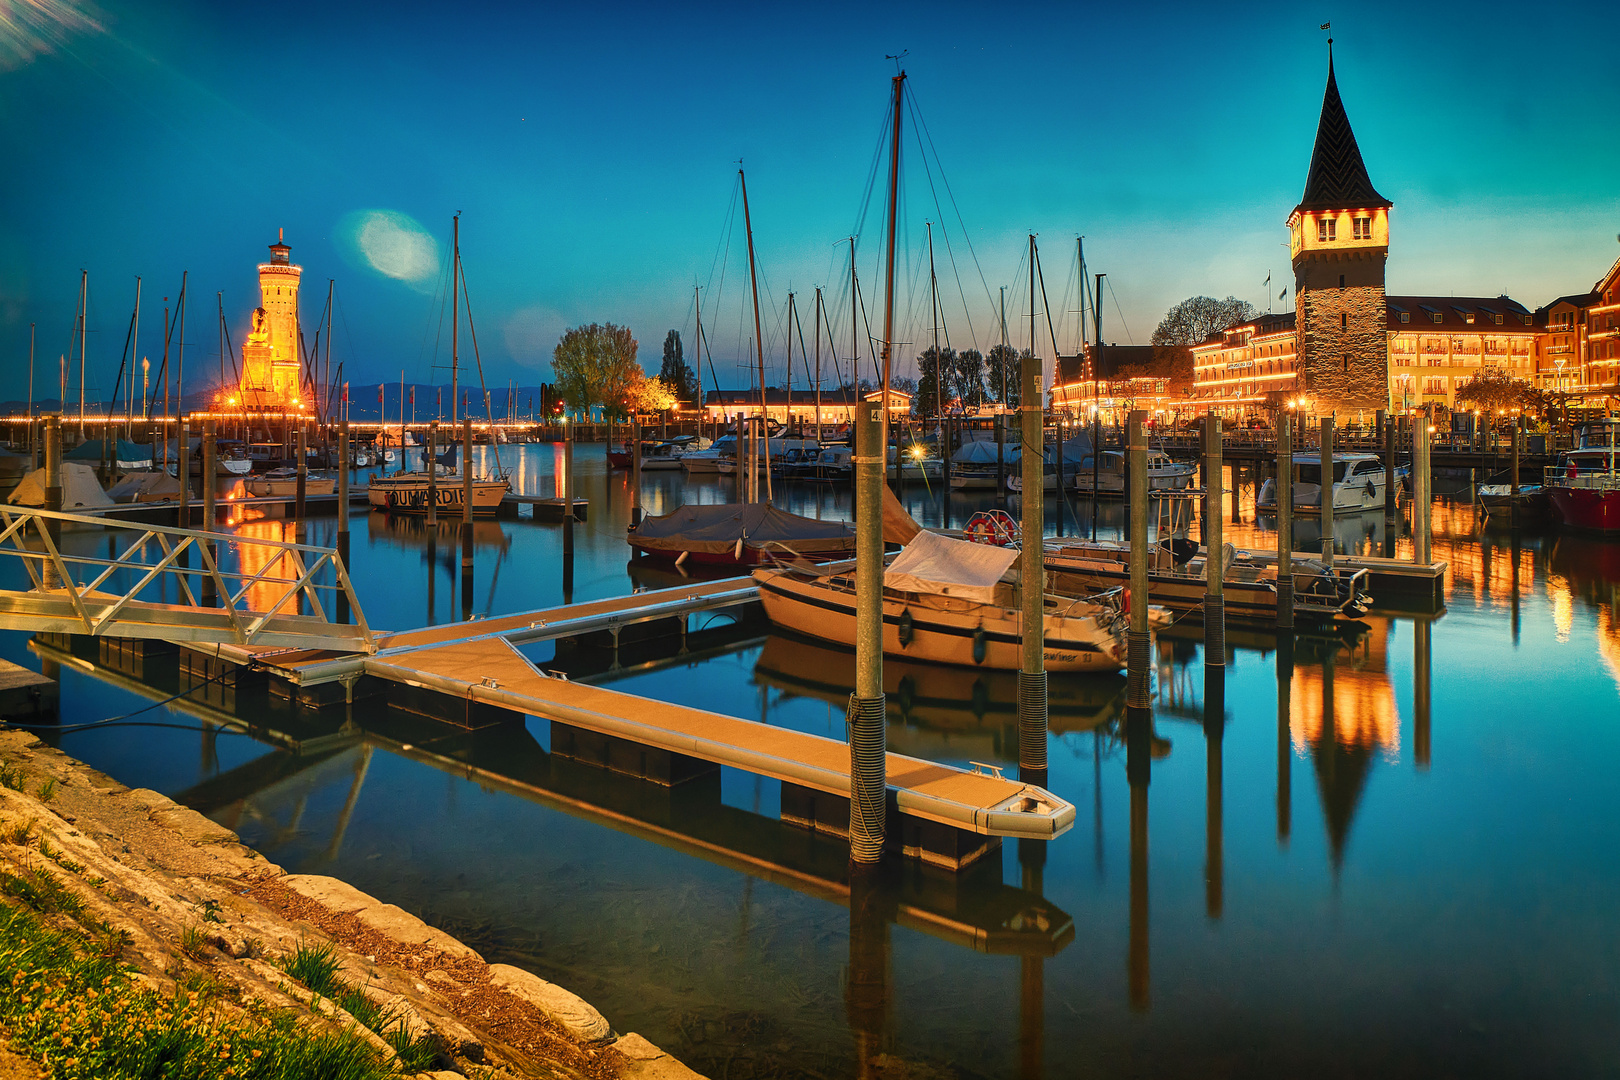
1296, 56, 1391, 214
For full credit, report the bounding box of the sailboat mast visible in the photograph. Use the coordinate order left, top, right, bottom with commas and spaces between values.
999, 286, 1008, 404
450, 214, 460, 427
849, 240, 859, 397
786, 292, 795, 436
325, 280, 334, 422
77, 271, 88, 436
880, 71, 905, 439
129, 281, 138, 434
176, 273, 188, 428
738, 167, 771, 502
928, 221, 940, 418
814, 287, 822, 439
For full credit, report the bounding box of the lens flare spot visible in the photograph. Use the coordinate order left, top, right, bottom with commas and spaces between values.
0, 0, 101, 72
338, 210, 440, 289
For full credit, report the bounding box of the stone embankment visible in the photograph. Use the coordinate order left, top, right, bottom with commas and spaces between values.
0, 730, 705, 1080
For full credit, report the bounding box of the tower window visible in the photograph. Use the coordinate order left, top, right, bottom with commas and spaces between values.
1339, 275, 1346, 289
1353, 217, 1371, 240
1341, 313, 1348, 329
1317, 218, 1337, 242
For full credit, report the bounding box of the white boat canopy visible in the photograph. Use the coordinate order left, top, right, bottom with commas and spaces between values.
883, 529, 1019, 604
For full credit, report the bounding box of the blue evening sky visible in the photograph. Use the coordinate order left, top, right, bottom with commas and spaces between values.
1, 0, 1616, 401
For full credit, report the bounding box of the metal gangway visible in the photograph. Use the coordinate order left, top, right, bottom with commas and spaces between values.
0, 507, 374, 653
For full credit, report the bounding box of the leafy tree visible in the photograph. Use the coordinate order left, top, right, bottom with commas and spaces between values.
915, 346, 956, 417
1151, 296, 1259, 348
551, 322, 641, 420
1453, 367, 1541, 415
659, 330, 700, 405
985, 343, 1022, 405
626, 372, 679, 414
954, 348, 986, 408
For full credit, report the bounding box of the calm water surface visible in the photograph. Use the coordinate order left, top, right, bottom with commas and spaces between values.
5, 443, 1618, 1079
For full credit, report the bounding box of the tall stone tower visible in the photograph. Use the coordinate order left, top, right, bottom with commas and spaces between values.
1288, 49, 1391, 413
240, 230, 305, 409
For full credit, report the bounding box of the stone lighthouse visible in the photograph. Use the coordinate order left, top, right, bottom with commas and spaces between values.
240, 230, 305, 410
1288, 49, 1392, 412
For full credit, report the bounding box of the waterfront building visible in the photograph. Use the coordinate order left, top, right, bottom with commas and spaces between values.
1584, 256, 1620, 388
1532, 291, 1597, 393
238, 230, 306, 411
700, 387, 910, 426
1048, 344, 1174, 421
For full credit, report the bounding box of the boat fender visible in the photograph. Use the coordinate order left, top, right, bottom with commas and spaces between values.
969, 678, 990, 720
972, 626, 987, 665
1122, 587, 1130, 615
897, 608, 914, 647
733, 537, 745, 562
1365, 479, 1376, 498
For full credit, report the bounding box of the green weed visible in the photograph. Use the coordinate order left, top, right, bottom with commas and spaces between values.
3, 817, 35, 845
34, 777, 56, 803
1, 865, 84, 916
178, 924, 214, 961
0, 764, 23, 790
0, 901, 400, 1080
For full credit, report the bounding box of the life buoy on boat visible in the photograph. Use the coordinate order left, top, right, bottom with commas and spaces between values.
964, 509, 1018, 546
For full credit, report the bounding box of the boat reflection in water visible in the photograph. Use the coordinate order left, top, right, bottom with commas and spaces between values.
753, 632, 1125, 748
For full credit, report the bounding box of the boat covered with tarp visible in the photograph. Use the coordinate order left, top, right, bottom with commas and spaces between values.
63, 438, 152, 470
627, 503, 858, 565
8, 463, 114, 510
753, 527, 1129, 671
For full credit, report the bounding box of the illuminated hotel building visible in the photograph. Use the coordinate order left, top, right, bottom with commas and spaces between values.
239, 231, 306, 410
1580, 256, 1620, 389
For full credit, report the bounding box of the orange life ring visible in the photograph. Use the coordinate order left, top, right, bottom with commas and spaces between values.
1122, 587, 1130, 614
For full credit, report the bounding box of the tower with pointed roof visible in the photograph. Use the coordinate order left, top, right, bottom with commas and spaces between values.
1288, 46, 1391, 412
240, 229, 305, 410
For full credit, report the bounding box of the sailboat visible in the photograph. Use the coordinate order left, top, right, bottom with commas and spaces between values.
368, 215, 511, 516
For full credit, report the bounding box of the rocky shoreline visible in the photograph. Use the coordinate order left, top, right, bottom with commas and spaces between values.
0, 729, 705, 1080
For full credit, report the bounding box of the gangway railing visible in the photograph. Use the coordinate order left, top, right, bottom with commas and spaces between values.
0, 507, 374, 653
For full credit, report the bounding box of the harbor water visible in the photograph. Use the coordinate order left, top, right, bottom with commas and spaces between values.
4, 443, 1618, 1078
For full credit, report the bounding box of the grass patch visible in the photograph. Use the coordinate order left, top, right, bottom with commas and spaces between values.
0, 901, 405, 1079
1, 865, 85, 917
278, 942, 438, 1069
178, 924, 212, 961
34, 778, 57, 803
3, 817, 35, 845
0, 764, 23, 790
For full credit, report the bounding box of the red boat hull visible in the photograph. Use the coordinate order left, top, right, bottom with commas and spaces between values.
1547, 486, 1620, 533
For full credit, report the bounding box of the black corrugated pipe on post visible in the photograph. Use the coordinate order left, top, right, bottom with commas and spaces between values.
295, 424, 307, 543
1276, 413, 1294, 631
1320, 416, 1335, 567
461, 415, 474, 622
336, 419, 350, 625
1204, 414, 1224, 667
1126, 410, 1151, 711
1018, 349, 1049, 781
849, 398, 887, 865
43, 416, 61, 590
202, 420, 217, 608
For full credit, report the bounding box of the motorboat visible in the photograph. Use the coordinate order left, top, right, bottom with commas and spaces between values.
646, 435, 711, 471
949, 438, 1010, 491
1070, 448, 1197, 495
1545, 423, 1620, 532
244, 468, 336, 497
754, 529, 1128, 672
1042, 537, 1371, 624
680, 435, 737, 475
367, 465, 509, 515
628, 502, 857, 565
1257, 452, 1400, 512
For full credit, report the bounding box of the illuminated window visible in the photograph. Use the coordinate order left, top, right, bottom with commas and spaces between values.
1317, 218, 1336, 242
1353, 217, 1371, 240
